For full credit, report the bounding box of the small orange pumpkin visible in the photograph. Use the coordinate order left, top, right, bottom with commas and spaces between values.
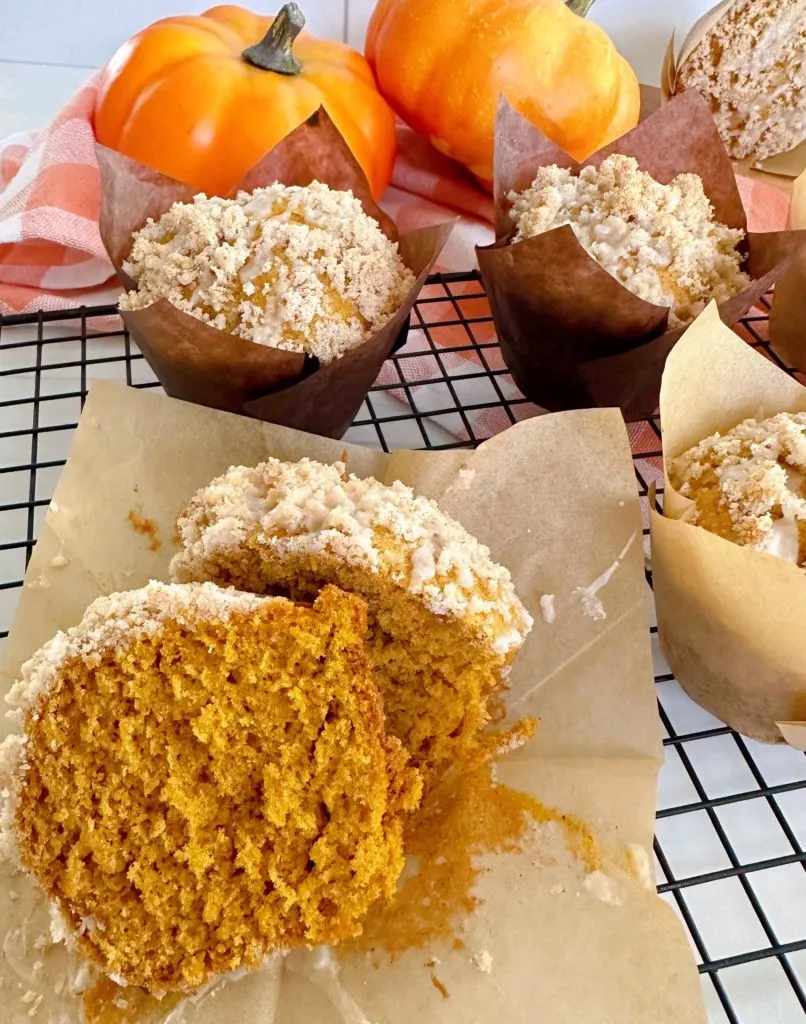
365, 0, 640, 185
94, 3, 397, 198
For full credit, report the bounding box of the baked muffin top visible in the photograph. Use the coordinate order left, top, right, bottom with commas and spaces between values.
120, 182, 414, 363
170, 457, 533, 658
508, 155, 749, 325
669, 411, 806, 564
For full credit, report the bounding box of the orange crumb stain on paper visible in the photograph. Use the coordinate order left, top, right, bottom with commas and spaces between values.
127, 510, 162, 552
353, 738, 599, 960
83, 977, 178, 1024
431, 973, 450, 999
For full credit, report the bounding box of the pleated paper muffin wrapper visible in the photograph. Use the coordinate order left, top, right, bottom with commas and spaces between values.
768, 168, 806, 371
651, 302, 806, 750
476, 91, 806, 420
97, 109, 452, 439
660, 2, 806, 178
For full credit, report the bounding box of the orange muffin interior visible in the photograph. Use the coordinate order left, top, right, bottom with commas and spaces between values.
170, 459, 534, 787
10, 583, 421, 995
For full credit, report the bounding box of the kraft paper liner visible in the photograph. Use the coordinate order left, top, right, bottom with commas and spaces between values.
769, 168, 806, 371
476, 91, 806, 419
97, 110, 451, 440
652, 302, 806, 749
0, 380, 707, 1023
661, 4, 806, 178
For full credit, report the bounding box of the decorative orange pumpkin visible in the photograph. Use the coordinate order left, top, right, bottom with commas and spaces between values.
365, 0, 640, 185
94, 3, 397, 198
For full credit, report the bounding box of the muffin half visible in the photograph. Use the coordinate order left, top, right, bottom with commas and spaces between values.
2, 582, 420, 994
170, 458, 533, 785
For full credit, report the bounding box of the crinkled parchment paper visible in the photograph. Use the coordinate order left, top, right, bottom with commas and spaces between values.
652, 302, 806, 749
0, 382, 706, 1022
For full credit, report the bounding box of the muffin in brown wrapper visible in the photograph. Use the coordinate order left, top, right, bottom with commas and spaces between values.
476, 91, 806, 419
98, 109, 452, 439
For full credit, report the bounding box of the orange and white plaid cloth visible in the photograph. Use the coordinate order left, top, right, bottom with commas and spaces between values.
1, 71, 790, 319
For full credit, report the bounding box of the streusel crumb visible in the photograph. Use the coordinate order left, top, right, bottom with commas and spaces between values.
670, 411, 806, 564
120, 182, 415, 363
508, 155, 750, 325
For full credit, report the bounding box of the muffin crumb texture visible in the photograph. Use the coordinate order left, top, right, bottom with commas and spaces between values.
679, 0, 806, 160
670, 411, 806, 564
120, 182, 415, 363
5, 581, 420, 994
508, 155, 749, 325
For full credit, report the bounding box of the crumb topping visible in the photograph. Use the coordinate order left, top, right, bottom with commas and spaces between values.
508, 155, 749, 325
679, 0, 806, 161
670, 411, 806, 564
5, 581, 268, 719
5, 582, 420, 993
119, 182, 415, 364
170, 458, 533, 653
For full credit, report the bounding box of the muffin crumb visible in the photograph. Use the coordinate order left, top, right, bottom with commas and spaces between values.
9, 582, 420, 994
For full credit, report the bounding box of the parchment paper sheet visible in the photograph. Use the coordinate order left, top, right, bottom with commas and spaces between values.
652, 302, 806, 749
0, 382, 706, 1022
476, 91, 806, 419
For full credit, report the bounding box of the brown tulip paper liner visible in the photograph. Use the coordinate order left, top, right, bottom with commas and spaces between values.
661, 4, 806, 178
652, 302, 806, 749
0, 380, 706, 1023
97, 110, 451, 439
476, 91, 806, 419
769, 166, 806, 370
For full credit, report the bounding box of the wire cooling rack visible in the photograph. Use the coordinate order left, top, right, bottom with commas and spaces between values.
1, 270, 806, 1024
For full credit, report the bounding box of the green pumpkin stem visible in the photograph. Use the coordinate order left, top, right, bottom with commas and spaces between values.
566, 0, 596, 16
243, 3, 305, 75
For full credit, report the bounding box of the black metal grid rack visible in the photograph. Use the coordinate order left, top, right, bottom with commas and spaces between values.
1, 270, 805, 1022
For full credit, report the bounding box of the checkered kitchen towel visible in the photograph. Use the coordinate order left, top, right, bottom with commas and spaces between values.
0, 74, 792, 440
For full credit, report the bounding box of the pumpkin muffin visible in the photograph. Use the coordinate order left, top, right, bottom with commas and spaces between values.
669, 411, 806, 564
170, 458, 534, 785
1, 582, 421, 994
119, 181, 415, 363
508, 155, 749, 326
678, 0, 806, 161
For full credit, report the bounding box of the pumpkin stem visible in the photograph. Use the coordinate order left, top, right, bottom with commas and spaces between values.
566, 0, 596, 15
243, 3, 305, 75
